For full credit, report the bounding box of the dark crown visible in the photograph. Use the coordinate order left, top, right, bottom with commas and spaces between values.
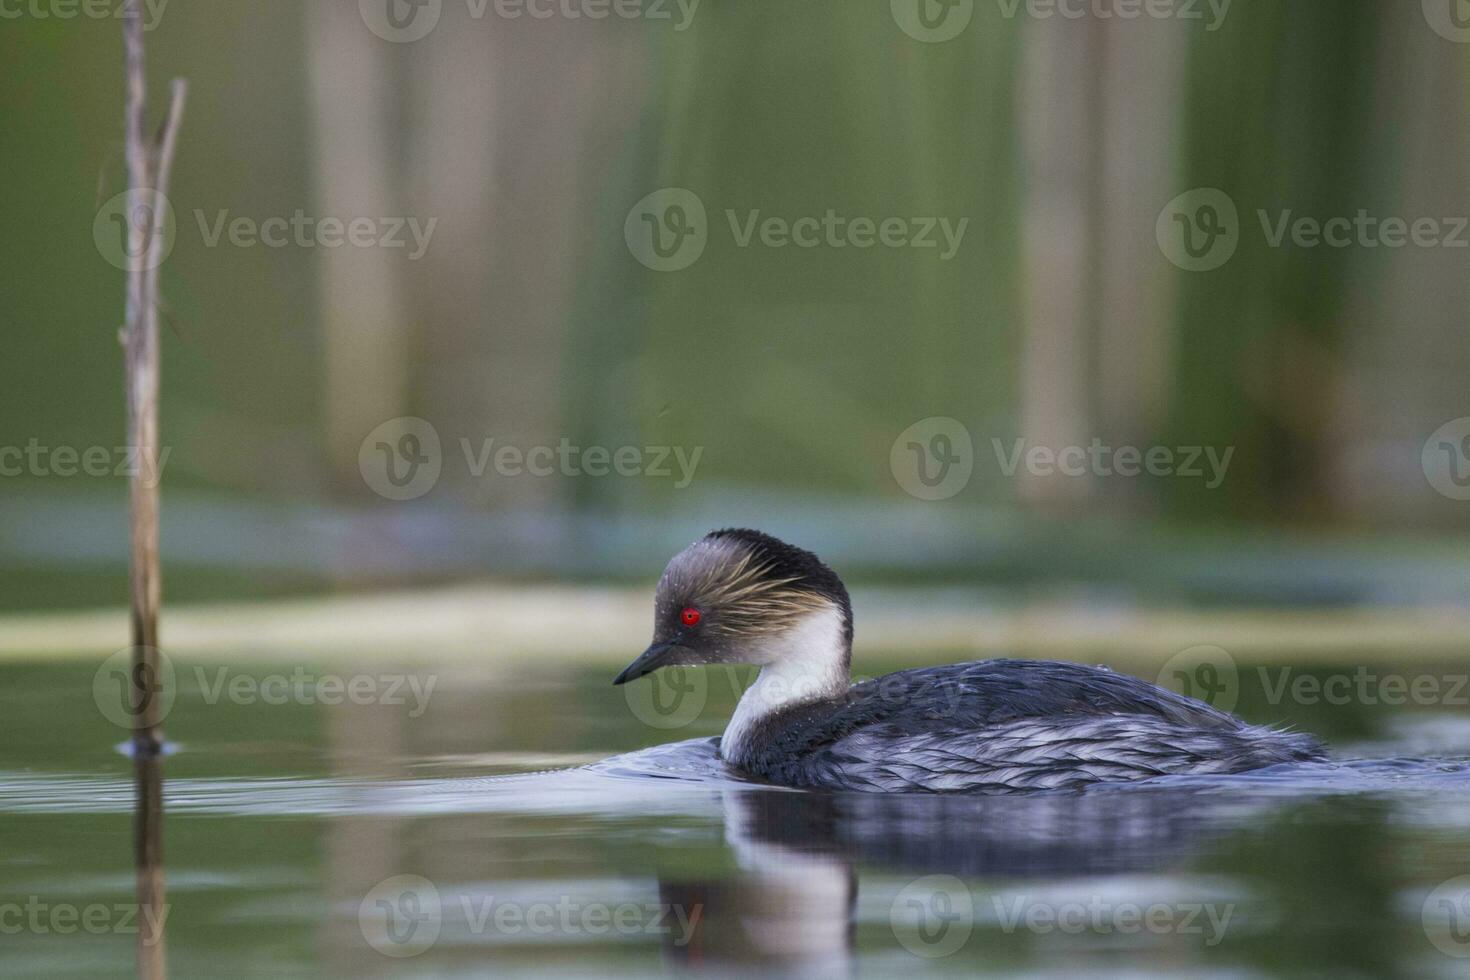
702, 529, 853, 649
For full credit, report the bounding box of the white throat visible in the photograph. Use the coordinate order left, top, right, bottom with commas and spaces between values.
720, 605, 850, 762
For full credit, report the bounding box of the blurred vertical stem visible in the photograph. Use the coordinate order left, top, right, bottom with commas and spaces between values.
122, 0, 184, 755
122, 3, 183, 976
306, 1, 408, 484
1166, 0, 1376, 520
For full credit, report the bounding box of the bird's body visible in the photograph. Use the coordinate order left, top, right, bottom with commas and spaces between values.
615, 529, 1324, 794
721, 658, 1323, 793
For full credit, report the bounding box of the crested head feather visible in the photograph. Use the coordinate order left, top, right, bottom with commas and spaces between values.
660, 529, 853, 647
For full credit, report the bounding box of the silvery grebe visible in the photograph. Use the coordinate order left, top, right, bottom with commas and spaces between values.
613, 529, 1324, 793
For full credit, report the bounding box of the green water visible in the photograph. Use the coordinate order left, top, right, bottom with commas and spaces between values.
5, 654, 1470, 977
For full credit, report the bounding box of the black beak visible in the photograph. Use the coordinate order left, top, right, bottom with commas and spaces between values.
612, 641, 681, 686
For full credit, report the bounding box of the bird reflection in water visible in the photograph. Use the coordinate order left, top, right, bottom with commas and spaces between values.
652, 778, 1248, 974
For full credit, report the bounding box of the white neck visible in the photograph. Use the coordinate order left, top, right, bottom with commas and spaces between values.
720, 605, 850, 762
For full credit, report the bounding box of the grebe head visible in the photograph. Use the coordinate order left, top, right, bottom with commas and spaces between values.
612, 528, 853, 687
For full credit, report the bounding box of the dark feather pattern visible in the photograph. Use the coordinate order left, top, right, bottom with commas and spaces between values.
704, 529, 853, 649
724, 659, 1324, 794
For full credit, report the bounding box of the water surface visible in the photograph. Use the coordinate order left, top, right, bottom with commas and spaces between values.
6, 655, 1470, 977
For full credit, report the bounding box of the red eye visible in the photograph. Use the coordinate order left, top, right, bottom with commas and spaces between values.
680, 607, 702, 627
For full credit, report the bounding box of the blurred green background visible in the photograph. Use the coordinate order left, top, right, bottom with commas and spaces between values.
3, 0, 1469, 613
5, 8, 1470, 978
